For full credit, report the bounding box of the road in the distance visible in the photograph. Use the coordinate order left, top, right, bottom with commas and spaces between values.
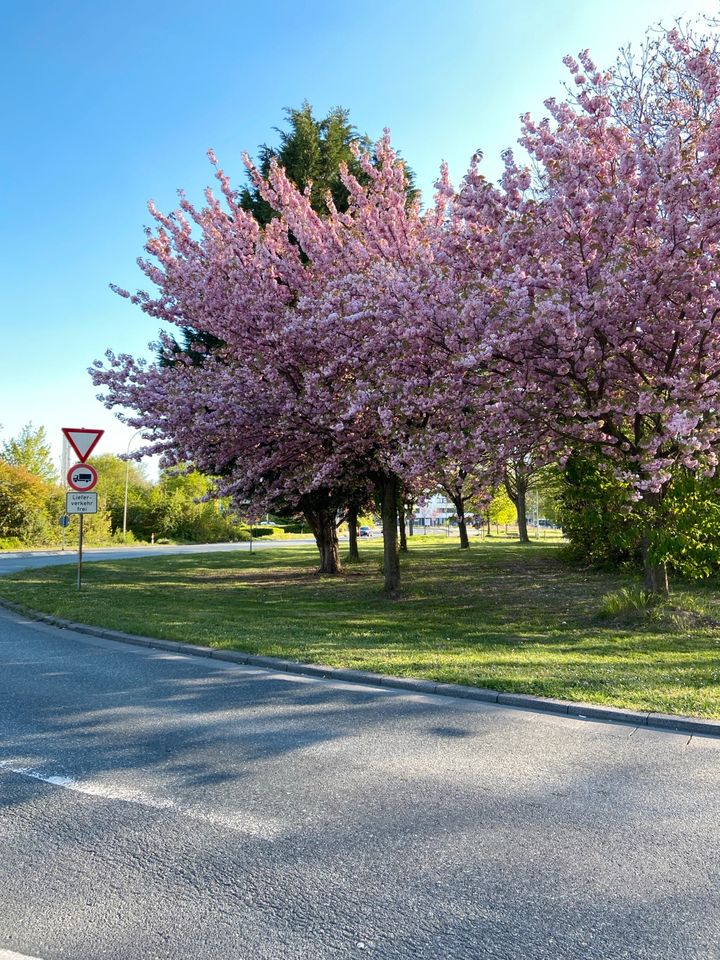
1, 604, 719, 959
0, 539, 317, 576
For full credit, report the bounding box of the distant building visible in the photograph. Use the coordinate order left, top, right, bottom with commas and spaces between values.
414, 492, 455, 526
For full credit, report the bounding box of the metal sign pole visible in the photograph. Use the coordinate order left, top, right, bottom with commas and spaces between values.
77, 514, 84, 591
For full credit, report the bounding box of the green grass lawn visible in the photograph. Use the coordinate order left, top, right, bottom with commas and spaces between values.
2, 538, 719, 718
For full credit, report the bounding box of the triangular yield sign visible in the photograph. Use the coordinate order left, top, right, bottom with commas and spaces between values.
62, 427, 104, 463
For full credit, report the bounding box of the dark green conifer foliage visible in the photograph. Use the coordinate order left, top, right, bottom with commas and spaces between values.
240, 102, 374, 224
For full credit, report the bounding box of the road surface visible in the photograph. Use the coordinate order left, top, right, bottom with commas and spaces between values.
1, 603, 719, 959
0, 539, 316, 576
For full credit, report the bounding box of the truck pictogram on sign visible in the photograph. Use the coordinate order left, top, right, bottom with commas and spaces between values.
67, 463, 98, 492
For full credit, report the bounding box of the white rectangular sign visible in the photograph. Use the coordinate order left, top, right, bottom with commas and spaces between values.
66, 492, 98, 514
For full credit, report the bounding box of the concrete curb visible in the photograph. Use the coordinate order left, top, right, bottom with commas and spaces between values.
2, 597, 719, 738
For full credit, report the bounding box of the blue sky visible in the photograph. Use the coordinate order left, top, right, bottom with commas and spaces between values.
2, 0, 717, 476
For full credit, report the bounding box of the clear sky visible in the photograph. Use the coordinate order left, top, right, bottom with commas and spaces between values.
2, 0, 718, 476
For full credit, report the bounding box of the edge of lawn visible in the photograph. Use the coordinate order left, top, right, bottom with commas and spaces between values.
2, 594, 719, 739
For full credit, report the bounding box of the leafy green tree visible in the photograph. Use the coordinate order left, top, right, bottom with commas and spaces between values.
558, 455, 640, 568
1, 423, 57, 483
652, 471, 720, 579
0, 462, 53, 544
124, 469, 245, 543
486, 488, 516, 528
88, 453, 151, 534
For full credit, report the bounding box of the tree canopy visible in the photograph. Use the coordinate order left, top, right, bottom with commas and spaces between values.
94, 21, 720, 595
1, 423, 56, 484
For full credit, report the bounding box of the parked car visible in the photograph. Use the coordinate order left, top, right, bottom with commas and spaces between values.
358, 526, 373, 538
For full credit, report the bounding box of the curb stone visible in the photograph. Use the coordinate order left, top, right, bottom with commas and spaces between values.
2, 597, 719, 738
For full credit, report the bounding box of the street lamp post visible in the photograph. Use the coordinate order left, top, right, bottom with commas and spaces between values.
122, 430, 142, 541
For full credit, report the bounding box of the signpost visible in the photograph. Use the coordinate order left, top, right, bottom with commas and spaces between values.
59, 513, 70, 552
62, 427, 104, 590
66, 492, 98, 590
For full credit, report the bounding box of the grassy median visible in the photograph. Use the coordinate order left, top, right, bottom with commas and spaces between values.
1, 538, 719, 718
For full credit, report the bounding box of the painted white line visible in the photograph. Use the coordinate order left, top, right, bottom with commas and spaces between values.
0, 951, 44, 960
0, 763, 279, 840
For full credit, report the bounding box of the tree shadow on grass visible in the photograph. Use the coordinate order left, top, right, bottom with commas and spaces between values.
3, 541, 719, 717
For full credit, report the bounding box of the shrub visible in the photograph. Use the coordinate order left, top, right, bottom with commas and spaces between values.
283, 522, 308, 534
0, 537, 25, 551
600, 585, 712, 627
559, 455, 720, 579
600, 586, 662, 617
558, 455, 639, 569
111, 529, 137, 544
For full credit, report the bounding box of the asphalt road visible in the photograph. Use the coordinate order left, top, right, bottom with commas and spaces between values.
1, 603, 719, 960
0, 539, 316, 575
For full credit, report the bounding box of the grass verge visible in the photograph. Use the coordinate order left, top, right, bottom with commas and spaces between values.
1, 539, 719, 718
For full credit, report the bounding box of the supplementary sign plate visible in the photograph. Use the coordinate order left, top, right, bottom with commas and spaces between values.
66, 492, 98, 515
62, 428, 104, 463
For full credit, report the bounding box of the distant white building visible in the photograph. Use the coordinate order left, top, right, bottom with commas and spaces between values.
413, 492, 455, 526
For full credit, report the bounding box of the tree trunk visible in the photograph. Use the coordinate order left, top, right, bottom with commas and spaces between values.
458, 516, 470, 549
398, 501, 408, 553
408, 514, 414, 537
504, 464, 530, 544
486, 512, 491, 536
449, 494, 470, 548
640, 492, 669, 596
346, 502, 360, 562
303, 505, 342, 575
377, 474, 401, 595
642, 542, 669, 595
515, 488, 530, 543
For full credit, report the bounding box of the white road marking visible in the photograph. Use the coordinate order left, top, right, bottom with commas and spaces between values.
0, 762, 279, 839
0, 951, 44, 959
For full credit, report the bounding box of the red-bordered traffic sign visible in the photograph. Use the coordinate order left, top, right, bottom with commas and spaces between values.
62, 427, 104, 463
67, 463, 98, 492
